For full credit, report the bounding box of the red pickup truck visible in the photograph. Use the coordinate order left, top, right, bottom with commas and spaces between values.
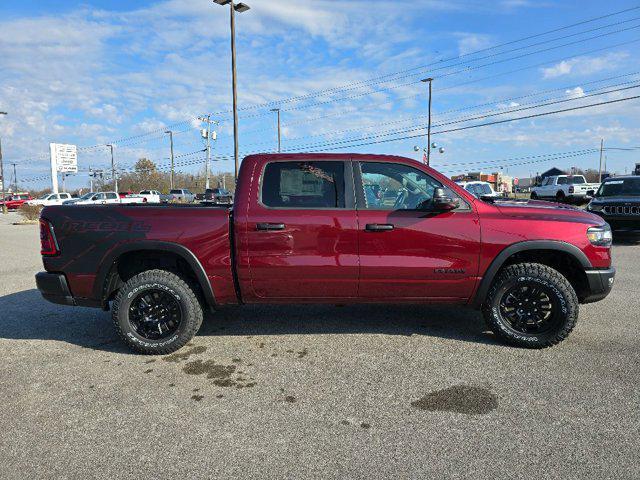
1, 193, 32, 210
36, 153, 615, 354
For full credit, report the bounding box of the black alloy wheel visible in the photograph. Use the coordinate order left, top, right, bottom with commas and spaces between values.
498, 282, 559, 335
128, 289, 183, 340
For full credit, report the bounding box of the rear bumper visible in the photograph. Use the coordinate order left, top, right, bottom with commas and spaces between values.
35, 272, 76, 306
582, 267, 616, 304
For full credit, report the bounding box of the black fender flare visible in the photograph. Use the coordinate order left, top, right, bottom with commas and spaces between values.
94, 241, 216, 309
471, 240, 592, 309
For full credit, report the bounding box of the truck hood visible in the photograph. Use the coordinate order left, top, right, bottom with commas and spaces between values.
589, 195, 640, 205
491, 199, 605, 225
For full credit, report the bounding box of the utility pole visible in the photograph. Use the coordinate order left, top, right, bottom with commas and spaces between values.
213, 0, 251, 183
199, 115, 218, 190
204, 115, 212, 189
165, 131, 175, 189
271, 108, 281, 152
107, 144, 118, 192
0, 111, 7, 214
89, 167, 94, 192
421, 78, 434, 166
598, 138, 604, 182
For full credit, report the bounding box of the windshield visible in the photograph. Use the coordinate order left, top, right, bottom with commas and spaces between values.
79, 192, 95, 200
596, 178, 640, 197
477, 184, 493, 195
169, 190, 181, 194
38, 193, 51, 200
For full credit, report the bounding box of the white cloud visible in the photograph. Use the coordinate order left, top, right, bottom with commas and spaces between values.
542, 52, 630, 79
565, 87, 585, 99
454, 32, 493, 56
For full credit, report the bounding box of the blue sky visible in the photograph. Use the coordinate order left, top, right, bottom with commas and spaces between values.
1, 0, 640, 190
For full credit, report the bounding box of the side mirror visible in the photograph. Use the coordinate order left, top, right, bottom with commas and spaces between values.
432, 187, 459, 212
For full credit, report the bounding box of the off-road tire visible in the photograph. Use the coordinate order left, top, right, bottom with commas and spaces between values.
482, 263, 579, 348
555, 191, 566, 203
530, 192, 538, 200
112, 269, 204, 355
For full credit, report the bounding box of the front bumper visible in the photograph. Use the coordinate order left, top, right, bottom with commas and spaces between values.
35, 272, 76, 306
582, 267, 616, 303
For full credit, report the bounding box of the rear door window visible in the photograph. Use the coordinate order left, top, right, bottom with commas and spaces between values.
261, 161, 345, 209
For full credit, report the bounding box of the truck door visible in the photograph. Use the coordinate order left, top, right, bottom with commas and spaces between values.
243, 159, 359, 300
355, 160, 480, 300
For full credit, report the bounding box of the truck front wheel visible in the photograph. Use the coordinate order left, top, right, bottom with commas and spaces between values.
112, 269, 204, 355
482, 263, 579, 348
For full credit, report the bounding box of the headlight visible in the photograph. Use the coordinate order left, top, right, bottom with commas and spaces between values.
587, 202, 603, 212
587, 225, 612, 247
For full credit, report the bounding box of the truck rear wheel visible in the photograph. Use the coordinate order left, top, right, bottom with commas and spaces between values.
482, 263, 578, 348
112, 269, 204, 355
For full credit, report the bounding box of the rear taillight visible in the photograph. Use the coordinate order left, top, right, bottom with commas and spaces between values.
40, 218, 59, 256
568, 186, 574, 193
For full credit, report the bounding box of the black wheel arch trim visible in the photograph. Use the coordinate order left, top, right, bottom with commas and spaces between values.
94, 241, 216, 310
471, 240, 592, 309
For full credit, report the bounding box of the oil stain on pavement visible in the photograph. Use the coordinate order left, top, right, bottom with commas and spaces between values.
162, 345, 207, 363
182, 359, 256, 388
411, 385, 498, 415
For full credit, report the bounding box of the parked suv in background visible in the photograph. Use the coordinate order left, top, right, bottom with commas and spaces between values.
168, 189, 195, 202
587, 175, 640, 231
531, 175, 600, 204
456, 181, 501, 199
203, 188, 233, 204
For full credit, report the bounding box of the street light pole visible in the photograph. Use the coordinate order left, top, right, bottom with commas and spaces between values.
598, 138, 604, 183
421, 78, 434, 166
107, 144, 118, 192
11, 162, 17, 191
213, 0, 250, 183
0, 111, 7, 214
165, 131, 175, 189
271, 108, 281, 153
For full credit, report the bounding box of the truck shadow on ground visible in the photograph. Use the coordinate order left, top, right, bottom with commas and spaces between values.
0, 289, 500, 353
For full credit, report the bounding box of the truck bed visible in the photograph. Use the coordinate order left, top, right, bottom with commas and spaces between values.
40, 204, 237, 307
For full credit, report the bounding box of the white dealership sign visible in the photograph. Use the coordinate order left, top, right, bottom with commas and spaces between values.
51, 143, 78, 173
49, 143, 78, 193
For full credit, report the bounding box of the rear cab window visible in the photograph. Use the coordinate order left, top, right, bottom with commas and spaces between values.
261, 161, 345, 209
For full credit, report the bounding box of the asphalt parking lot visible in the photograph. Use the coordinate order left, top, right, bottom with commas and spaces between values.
0, 211, 638, 479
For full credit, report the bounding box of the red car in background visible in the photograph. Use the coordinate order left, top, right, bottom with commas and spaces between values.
0, 193, 32, 210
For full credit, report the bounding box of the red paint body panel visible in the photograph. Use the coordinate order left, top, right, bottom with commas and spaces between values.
41, 153, 613, 309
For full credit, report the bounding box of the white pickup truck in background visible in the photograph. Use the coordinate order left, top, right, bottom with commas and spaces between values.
122, 190, 164, 204
530, 175, 600, 204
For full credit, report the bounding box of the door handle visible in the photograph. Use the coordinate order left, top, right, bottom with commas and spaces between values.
256, 222, 286, 231
365, 223, 394, 232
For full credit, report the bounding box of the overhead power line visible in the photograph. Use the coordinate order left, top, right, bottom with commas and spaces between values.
288, 95, 640, 152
